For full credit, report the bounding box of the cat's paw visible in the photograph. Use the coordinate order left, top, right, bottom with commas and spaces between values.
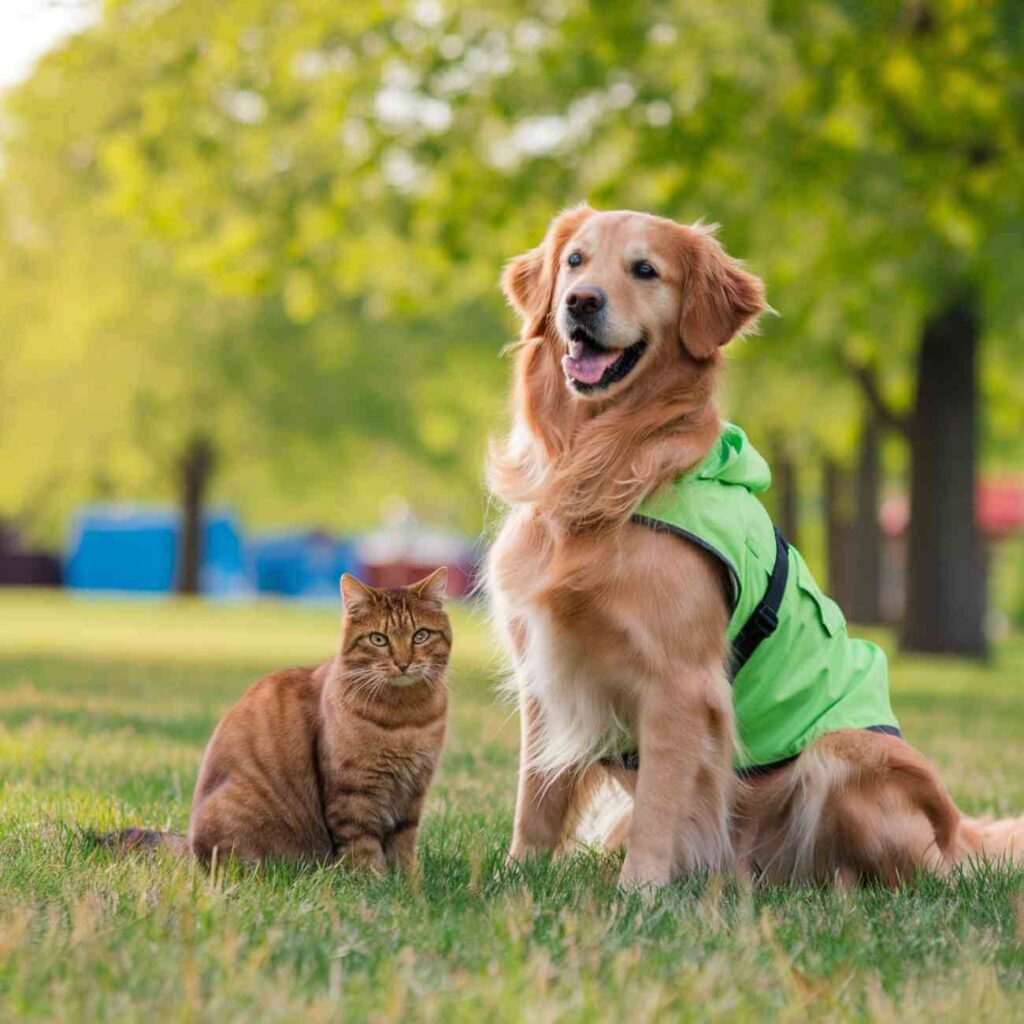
341, 837, 386, 873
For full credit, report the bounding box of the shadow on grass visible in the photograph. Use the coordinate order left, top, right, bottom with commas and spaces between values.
0, 702, 216, 746
0, 651, 295, 693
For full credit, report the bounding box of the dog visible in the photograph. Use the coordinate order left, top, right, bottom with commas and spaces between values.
485, 204, 1024, 888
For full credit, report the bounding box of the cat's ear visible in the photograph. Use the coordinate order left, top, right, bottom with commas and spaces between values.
409, 566, 448, 603
340, 573, 373, 612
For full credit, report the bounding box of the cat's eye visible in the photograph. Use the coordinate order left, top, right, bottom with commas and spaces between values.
368, 632, 389, 647
412, 629, 431, 644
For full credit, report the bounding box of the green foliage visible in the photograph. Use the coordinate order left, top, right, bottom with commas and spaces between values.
1, 1, 1023, 541
1, 591, 1023, 1020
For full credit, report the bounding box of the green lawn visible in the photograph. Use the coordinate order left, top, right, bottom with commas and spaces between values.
0, 589, 1022, 1022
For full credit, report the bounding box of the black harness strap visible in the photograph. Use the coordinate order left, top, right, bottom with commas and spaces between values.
733, 725, 903, 780
606, 724, 905, 779
729, 526, 789, 681
599, 523, 902, 776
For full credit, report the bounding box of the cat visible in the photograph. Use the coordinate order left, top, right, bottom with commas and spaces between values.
108, 569, 451, 870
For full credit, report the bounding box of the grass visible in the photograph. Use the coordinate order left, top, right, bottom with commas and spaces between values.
0, 588, 1022, 1022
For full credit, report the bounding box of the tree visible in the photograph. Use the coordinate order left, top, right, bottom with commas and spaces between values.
762, 2, 1024, 654
0, 8, 507, 574
4, 0, 1023, 645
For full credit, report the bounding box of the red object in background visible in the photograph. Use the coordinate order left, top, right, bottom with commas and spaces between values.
357, 507, 476, 598
361, 560, 473, 596
881, 478, 1024, 540
981, 479, 1024, 539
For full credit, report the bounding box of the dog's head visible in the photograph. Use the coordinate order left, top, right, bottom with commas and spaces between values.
503, 205, 766, 400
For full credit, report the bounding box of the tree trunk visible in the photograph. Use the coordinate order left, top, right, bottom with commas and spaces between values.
176, 434, 216, 596
900, 293, 987, 656
848, 409, 884, 625
772, 439, 800, 548
824, 457, 842, 599
824, 456, 856, 612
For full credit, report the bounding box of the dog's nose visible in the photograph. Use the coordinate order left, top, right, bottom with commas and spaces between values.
565, 285, 606, 317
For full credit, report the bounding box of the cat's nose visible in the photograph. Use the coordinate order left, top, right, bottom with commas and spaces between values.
395, 660, 411, 673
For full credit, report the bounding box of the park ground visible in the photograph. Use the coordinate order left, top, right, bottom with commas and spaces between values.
0, 590, 1022, 1022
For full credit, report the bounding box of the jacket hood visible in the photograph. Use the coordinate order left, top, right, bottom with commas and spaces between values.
695, 423, 772, 493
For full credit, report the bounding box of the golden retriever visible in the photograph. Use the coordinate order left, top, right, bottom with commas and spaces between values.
485, 204, 1023, 888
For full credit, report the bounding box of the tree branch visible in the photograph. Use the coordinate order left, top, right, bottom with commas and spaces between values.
841, 358, 911, 439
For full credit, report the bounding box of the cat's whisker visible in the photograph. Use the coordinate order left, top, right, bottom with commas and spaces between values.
128, 562, 449, 870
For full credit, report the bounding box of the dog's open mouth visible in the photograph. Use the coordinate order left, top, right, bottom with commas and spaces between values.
562, 328, 648, 392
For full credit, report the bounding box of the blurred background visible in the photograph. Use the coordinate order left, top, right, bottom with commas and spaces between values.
0, 0, 1021, 657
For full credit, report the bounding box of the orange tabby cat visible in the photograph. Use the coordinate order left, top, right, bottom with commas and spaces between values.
112, 569, 450, 869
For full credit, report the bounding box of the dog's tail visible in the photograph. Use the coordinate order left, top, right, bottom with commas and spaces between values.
958, 815, 1024, 864
97, 827, 189, 857
564, 768, 633, 853
882, 740, 1024, 866
569, 736, 1024, 876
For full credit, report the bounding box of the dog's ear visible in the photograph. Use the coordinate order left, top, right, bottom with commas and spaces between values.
502, 203, 595, 336
678, 225, 766, 360
501, 246, 545, 320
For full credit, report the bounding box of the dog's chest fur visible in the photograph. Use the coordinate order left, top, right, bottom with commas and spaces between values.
488, 505, 730, 774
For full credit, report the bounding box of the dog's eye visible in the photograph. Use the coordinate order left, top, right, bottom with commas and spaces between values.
567, 251, 583, 268
632, 260, 658, 280
412, 629, 430, 644
368, 632, 389, 647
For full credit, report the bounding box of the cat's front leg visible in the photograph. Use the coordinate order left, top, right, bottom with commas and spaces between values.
387, 823, 418, 869
338, 833, 386, 872
386, 797, 424, 869
326, 799, 386, 873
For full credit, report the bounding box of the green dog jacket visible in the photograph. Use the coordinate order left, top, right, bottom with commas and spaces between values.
633, 423, 900, 771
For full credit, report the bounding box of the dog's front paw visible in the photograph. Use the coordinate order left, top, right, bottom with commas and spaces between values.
619, 854, 672, 891
506, 846, 553, 870
506, 832, 560, 865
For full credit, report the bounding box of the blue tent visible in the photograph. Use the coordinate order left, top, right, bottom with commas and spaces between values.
66, 504, 249, 596
248, 530, 359, 600
201, 514, 249, 597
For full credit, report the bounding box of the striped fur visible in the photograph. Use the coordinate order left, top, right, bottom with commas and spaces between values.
109, 570, 450, 870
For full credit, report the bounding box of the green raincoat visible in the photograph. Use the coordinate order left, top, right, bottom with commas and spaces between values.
633, 423, 899, 771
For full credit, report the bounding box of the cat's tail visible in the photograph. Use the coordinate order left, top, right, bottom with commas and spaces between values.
97, 827, 189, 857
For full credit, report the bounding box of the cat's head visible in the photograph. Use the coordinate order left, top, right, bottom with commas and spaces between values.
339, 569, 452, 690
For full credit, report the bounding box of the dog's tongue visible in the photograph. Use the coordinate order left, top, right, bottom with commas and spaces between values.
562, 346, 620, 385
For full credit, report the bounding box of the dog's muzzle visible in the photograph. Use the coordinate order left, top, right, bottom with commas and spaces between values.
561, 326, 648, 392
